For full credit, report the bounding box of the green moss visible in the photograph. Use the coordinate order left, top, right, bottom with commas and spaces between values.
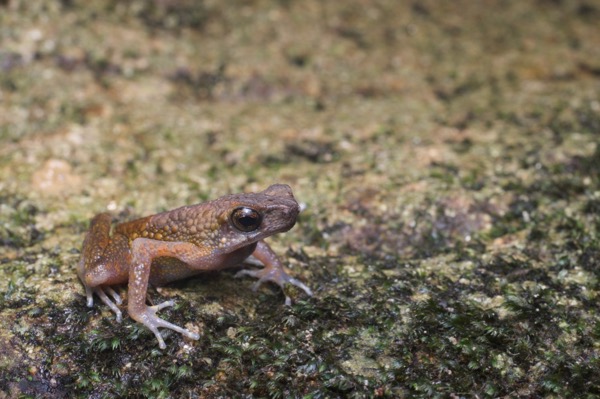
0, 196, 42, 248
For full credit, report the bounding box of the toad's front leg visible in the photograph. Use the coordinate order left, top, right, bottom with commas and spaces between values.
128, 239, 201, 349
236, 240, 313, 305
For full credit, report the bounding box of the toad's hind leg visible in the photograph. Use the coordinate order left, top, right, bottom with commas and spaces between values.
78, 213, 129, 322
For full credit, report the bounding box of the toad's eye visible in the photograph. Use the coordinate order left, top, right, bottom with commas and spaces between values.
231, 207, 262, 232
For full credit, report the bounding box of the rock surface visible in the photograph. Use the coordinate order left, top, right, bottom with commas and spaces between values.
0, 1, 599, 397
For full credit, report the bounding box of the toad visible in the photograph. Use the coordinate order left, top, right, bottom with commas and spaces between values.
77, 184, 311, 349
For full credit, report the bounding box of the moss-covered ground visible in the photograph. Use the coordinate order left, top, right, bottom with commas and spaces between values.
1, 1, 599, 397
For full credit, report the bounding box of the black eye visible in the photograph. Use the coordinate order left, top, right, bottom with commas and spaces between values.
231, 207, 262, 232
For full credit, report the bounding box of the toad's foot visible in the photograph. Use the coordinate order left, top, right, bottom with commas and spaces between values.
235, 267, 313, 306
132, 300, 200, 349
85, 285, 123, 323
